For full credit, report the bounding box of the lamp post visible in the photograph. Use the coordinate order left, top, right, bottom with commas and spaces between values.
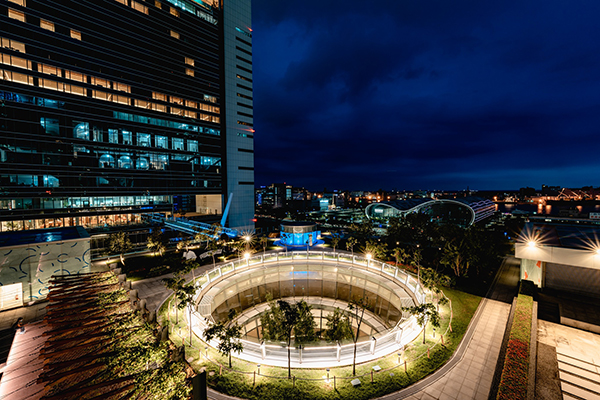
244, 252, 250, 266
366, 253, 372, 268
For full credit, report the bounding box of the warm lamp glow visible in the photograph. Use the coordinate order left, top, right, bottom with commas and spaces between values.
244, 252, 250, 259
366, 253, 372, 260
527, 241, 537, 248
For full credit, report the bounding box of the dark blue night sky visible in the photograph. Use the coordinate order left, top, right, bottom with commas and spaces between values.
250, 0, 600, 192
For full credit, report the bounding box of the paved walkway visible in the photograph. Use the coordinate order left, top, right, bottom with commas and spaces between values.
374, 257, 517, 400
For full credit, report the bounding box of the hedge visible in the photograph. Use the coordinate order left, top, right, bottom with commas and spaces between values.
496, 293, 533, 400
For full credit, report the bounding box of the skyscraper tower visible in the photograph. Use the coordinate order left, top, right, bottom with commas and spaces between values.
0, 0, 254, 232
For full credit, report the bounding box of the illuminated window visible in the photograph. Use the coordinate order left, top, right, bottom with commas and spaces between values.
0, 69, 34, 85
65, 85, 85, 96
114, 82, 130, 92
185, 57, 194, 66
91, 77, 110, 88
0, 54, 31, 70
185, 100, 197, 108
115, 0, 127, 5
1, 37, 26, 53
108, 129, 118, 144
170, 30, 180, 39
39, 78, 60, 91
131, 1, 148, 14
64, 70, 85, 82
170, 107, 182, 116
236, 74, 252, 83
113, 94, 129, 105
170, 7, 180, 17
204, 94, 217, 103
185, 68, 194, 77
135, 99, 149, 109
154, 0, 161, 8
152, 92, 167, 101
183, 110, 197, 119
40, 64, 60, 76
153, 103, 166, 112
155, 135, 167, 148
8, 0, 26, 6
121, 130, 132, 145
92, 90, 110, 101
170, 96, 183, 105
8, 9, 26, 22
137, 133, 150, 147
172, 138, 184, 150
40, 20, 55, 32
70, 30, 82, 40
187, 140, 198, 152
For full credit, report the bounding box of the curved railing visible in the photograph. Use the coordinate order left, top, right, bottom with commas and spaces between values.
188, 250, 426, 368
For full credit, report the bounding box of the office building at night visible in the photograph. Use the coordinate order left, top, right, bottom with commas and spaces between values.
0, 0, 254, 232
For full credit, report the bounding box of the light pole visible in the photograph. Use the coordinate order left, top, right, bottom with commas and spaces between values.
244, 252, 250, 266
366, 253, 372, 268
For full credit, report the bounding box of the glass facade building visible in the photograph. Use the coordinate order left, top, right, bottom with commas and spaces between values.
0, 0, 254, 232
365, 196, 495, 227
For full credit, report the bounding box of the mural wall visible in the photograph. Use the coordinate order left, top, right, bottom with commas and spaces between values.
0, 239, 90, 309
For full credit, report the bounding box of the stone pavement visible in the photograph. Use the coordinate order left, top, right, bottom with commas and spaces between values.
538, 319, 600, 400
132, 262, 218, 314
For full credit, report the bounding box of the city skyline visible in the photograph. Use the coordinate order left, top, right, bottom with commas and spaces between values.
252, 0, 600, 191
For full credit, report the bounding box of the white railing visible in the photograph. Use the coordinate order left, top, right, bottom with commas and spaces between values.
189, 250, 426, 368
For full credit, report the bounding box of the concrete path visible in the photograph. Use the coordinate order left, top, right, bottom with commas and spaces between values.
132, 262, 218, 314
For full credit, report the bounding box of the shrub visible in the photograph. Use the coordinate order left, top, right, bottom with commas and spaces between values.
497, 293, 533, 400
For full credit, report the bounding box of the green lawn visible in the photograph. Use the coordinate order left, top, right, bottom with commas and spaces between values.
162, 287, 481, 400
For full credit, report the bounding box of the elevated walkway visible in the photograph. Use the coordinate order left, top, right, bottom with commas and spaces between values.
146, 213, 238, 238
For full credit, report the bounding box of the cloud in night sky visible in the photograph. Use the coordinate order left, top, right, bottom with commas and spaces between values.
250, 0, 600, 191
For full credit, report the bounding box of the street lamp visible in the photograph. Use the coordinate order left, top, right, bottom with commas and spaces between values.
244, 252, 250, 266
527, 240, 537, 248
366, 253, 372, 268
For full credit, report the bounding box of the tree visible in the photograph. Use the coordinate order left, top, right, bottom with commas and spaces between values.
348, 297, 371, 376
402, 303, 441, 344
203, 310, 244, 368
362, 240, 388, 260
162, 274, 186, 324
331, 237, 340, 252
349, 221, 374, 242
392, 247, 409, 267
260, 298, 316, 378
441, 241, 469, 277
323, 307, 352, 343
206, 238, 220, 268
147, 229, 167, 256
420, 268, 451, 308
260, 237, 269, 253
176, 281, 198, 345
345, 237, 358, 256
108, 231, 132, 265
410, 248, 423, 283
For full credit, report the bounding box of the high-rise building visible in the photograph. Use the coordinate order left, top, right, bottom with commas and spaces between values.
0, 0, 254, 232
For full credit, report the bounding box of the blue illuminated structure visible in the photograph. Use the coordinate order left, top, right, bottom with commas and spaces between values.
277, 221, 323, 248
